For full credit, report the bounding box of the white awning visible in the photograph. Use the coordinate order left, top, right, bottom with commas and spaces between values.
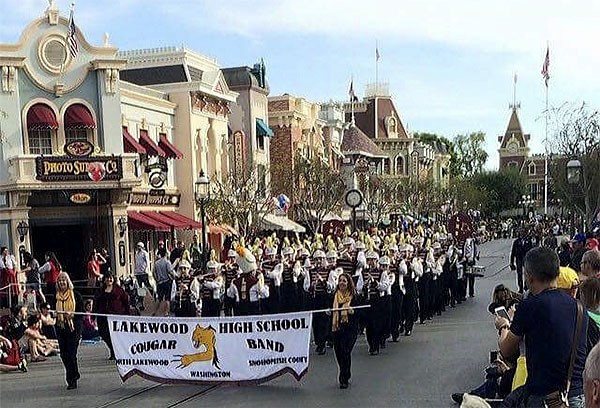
260, 214, 306, 233
323, 212, 343, 221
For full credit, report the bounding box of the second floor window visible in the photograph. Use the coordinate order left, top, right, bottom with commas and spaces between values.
26, 103, 58, 155
64, 103, 96, 145
28, 128, 53, 155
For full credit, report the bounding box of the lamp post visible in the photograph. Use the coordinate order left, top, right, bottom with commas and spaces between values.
117, 217, 128, 237
194, 170, 210, 269
567, 159, 584, 232
16, 221, 29, 242
567, 159, 582, 185
518, 195, 535, 220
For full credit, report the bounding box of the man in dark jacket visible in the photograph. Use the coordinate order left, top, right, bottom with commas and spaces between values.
510, 230, 533, 294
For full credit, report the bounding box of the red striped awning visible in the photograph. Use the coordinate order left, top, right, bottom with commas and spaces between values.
129, 211, 202, 231
27, 104, 58, 130
142, 211, 189, 229
139, 130, 166, 157
123, 127, 146, 154
127, 211, 170, 231
158, 133, 184, 159
160, 211, 203, 230
64, 104, 96, 129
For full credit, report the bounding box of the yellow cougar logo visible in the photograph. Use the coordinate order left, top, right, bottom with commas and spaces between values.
174, 324, 220, 369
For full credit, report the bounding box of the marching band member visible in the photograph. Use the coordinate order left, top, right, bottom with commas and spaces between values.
170, 260, 200, 317
432, 243, 445, 316
391, 248, 406, 341
227, 245, 269, 316
402, 244, 423, 336
363, 248, 388, 355
463, 237, 478, 298
296, 248, 311, 311
199, 251, 224, 317
262, 240, 284, 314
418, 239, 433, 324
280, 246, 299, 313
379, 255, 394, 349
306, 249, 330, 354
401, 244, 418, 336
223, 249, 240, 316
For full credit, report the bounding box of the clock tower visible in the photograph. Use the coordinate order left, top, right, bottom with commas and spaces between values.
498, 107, 530, 172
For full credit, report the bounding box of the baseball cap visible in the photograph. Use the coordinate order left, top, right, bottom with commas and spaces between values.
586, 238, 599, 251
136, 242, 144, 248
571, 233, 586, 243
557, 266, 580, 290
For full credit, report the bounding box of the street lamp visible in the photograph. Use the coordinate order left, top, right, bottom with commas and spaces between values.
518, 195, 535, 220
567, 159, 582, 185
117, 217, 128, 237
194, 170, 210, 269
16, 221, 29, 242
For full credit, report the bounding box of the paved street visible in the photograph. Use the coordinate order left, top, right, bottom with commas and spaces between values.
1, 239, 516, 408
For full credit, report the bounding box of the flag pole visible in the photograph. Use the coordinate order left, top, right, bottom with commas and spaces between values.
544, 80, 549, 216
351, 75, 355, 125
543, 43, 549, 216
374, 40, 379, 139
375, 40, 379, 91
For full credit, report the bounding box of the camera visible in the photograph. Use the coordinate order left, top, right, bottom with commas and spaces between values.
485, 364, 501, 378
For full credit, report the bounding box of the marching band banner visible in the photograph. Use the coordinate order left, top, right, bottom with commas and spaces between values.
108, 312, 313, 384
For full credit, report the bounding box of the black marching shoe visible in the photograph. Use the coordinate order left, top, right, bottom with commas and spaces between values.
316, 346, 326, 355
340, 382, 349, 389
451, 393, 464, 404
391, 336, 399, 343
66, 382, 78, 390
405, 330, 412, 336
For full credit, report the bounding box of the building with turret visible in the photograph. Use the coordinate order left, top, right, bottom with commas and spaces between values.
341, 83, 451, 187
498, 107, 551, 207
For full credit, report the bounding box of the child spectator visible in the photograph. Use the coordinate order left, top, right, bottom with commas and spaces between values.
82, 299, 99, 340
38, 303, 57, 340
22, 285, 46, 316
19, 314, 57, 362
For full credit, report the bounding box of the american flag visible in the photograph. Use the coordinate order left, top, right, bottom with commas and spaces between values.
67, 8, 78, 59
348, 79, 357, 102
376, 47, 380, 62
541, 46, 549, 87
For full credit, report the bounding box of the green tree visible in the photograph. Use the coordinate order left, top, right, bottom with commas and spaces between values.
413, 132, 460, 177
548, 102, 600, 228
474, 170, 527, 216
453, 131, 489, 178
293, 154, 346, 234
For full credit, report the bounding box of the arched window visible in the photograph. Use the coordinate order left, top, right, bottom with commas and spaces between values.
383, 158, 391, 174
389, 117, 397, 133
528, 162, 536, 175
64, 103, 96, 145
395, 155, 404, 175
26, 103, 58, 155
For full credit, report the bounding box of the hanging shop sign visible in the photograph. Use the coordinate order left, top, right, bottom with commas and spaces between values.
63, 140, 95, 157
129, 192, 180, 206
69, 192, 92, 204
35, 156, 123, 182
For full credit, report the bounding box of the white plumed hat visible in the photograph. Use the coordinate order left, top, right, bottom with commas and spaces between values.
235, 246, 257, 274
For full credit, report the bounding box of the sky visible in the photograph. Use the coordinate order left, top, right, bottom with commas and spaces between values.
2, 0, 599, 169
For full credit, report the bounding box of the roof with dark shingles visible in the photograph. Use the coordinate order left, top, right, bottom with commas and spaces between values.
341, 125, 387, 157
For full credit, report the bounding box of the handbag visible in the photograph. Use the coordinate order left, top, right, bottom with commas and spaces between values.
543, 300, 584, 408
502, 301, 584, 408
